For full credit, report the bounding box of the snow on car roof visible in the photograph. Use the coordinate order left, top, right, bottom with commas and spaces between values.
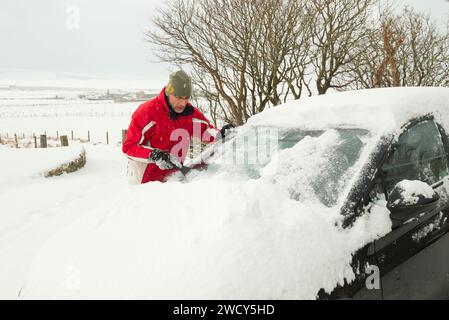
247, 87, 449, 133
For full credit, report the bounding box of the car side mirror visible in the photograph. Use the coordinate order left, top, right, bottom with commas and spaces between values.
387, 180, 440, 229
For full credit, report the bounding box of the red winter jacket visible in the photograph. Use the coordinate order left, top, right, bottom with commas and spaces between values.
122, 87, 219, 184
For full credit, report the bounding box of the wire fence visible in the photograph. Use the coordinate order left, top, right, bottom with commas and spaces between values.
0, 130, 127, 149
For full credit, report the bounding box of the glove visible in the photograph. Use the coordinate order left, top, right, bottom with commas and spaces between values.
149, 149, 175, 170
219, 124, 236, 141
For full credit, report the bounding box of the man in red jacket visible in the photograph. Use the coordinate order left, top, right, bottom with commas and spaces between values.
123, 70, 229, 184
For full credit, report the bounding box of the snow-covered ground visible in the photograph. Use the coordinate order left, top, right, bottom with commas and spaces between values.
0, 70, 170, 146
0, 145, 88, 242
0, 144, 128, 299
0, 144, 85, 188
0, 89, 138, 146
0, 77, 139, 298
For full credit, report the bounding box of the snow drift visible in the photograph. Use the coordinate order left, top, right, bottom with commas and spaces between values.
0, 145, 85, 190
22, 130, 391, 299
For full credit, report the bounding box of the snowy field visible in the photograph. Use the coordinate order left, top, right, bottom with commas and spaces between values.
0, 78, 146, 299
0, 78, 217, 299
0, 144, 85, 189
0, 88, 138, 145
0, 70, 177, 145
0, 89, 219, 146
0, 144, 128, 299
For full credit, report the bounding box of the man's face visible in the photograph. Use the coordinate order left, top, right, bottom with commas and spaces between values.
168, 95, 190, 113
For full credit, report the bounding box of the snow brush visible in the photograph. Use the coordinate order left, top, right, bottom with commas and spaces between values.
177, 164, 192, 176
167, 157, 192, 176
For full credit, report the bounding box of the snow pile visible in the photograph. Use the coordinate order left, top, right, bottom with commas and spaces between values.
23, 179, 391, 300
22, 128, 391, 299
0, 145, 126, 299
0, 145, 85, 190
393, 180, 437, 206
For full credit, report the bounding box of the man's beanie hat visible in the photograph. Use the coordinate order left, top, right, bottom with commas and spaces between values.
166, 70, 193, 97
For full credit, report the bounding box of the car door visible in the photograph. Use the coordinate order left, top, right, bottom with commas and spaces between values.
372, 118, 449, 299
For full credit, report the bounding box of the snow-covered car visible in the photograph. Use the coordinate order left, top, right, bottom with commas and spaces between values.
23, 87, 449, 300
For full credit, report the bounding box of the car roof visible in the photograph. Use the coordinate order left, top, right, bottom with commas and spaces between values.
247, 87, 449, 135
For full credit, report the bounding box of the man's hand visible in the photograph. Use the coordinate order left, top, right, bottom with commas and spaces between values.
149, 149, 175, 170
219, 124, 236, 141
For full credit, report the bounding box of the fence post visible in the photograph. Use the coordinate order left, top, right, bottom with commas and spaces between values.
71, 130, 74, 141
60, 135, 69, 147
40, 135, 47, 148
106, 131, 109, 145
34, 134, 37, 148
122, 129, 127, 144
88, 131, 90, 143
14, 134, 18, 148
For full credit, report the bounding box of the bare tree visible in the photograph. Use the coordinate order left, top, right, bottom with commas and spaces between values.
397, 8, 449, 87
373, 16, 404, 87
307, 0, 376, 95
246, 0, 312, 106
146, 0, 448, 124
146, 0, 311, 125
347, 6, 449, 89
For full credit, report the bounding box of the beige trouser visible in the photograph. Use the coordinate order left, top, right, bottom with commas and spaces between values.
125, 160, 148, 185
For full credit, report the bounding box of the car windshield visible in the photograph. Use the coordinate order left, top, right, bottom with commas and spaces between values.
193, 126, 372, 207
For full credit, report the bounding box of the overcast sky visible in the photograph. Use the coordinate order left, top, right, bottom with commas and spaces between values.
1, 0, 448, 81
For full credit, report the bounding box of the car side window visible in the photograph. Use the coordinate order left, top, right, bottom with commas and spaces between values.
382, 120, 449, 195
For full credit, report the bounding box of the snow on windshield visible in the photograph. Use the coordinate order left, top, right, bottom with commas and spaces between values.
23, 126, 392, 299
195, 127, 371, 207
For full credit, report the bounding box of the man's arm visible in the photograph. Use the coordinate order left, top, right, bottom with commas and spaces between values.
122, 107, 155, 163
192, 110, 220, 143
